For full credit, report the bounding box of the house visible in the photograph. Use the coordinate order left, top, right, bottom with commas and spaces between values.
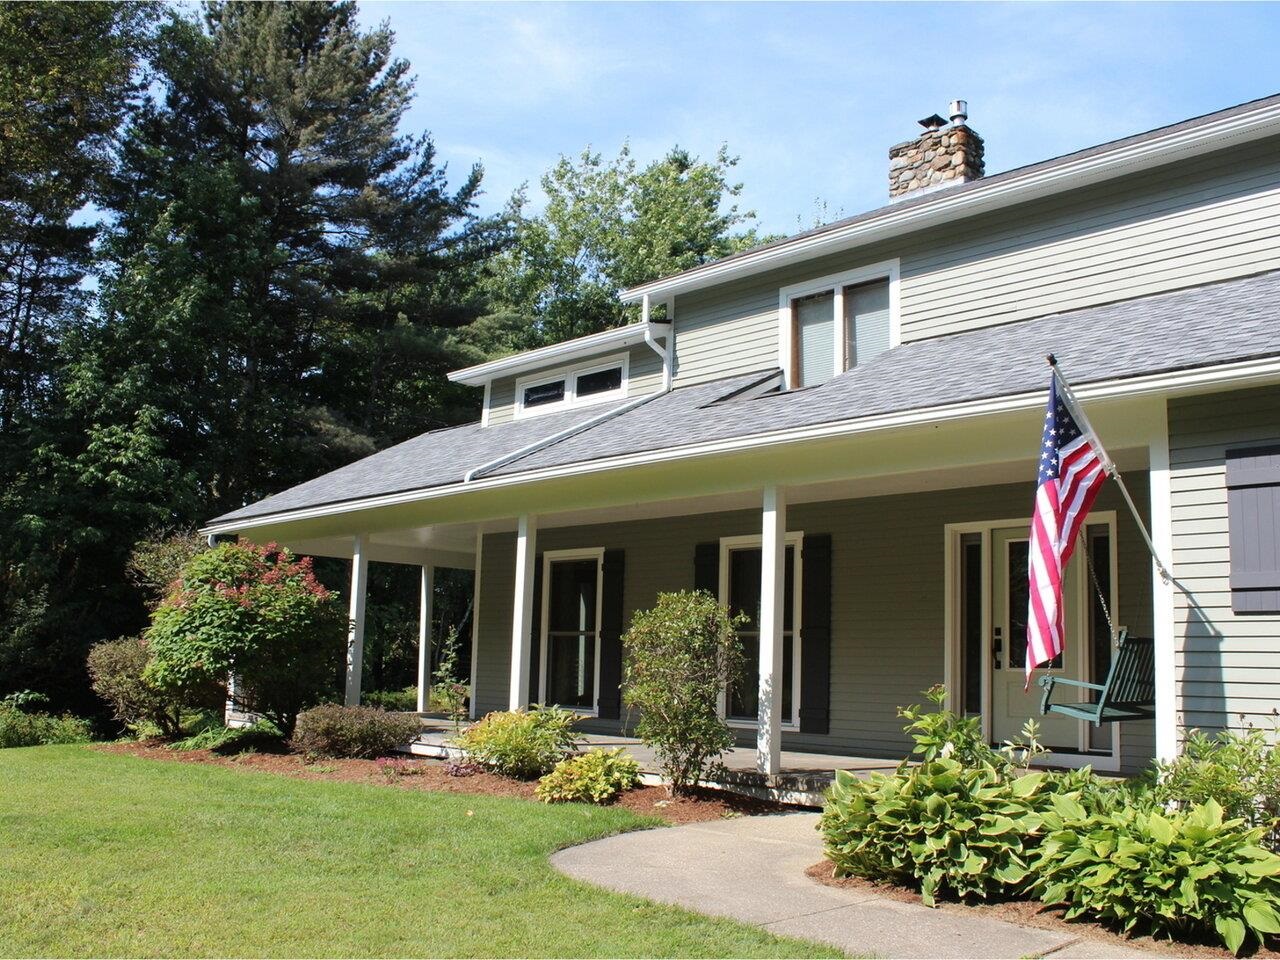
204, 94, 1280, 779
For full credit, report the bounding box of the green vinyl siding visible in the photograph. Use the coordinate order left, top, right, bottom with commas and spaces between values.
670, 136, 1280, 385
484, 343, 665, 426
1169, 386, 1280, 735
473, 477, 1154, 772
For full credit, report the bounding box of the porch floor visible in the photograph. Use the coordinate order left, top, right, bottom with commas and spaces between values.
403, 717, 899, 806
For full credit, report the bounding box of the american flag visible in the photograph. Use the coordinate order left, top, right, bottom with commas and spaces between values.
1027, 369, 1109, 687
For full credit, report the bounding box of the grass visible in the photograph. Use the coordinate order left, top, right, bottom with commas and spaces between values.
0, 745, 840, 958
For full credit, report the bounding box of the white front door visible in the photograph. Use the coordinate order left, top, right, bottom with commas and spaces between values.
988, 525, 1086, 750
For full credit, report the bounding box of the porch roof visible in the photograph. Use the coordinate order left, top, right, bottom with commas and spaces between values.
208, 269, 1280, 528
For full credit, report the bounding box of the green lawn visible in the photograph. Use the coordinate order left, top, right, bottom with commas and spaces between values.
0, 745, 838, 958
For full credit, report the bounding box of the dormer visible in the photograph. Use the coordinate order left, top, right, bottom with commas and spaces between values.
449, 321, 672, 426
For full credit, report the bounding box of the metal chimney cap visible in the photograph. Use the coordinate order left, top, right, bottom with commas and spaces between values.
949, 99, 969, 125
917, 113, 947, 132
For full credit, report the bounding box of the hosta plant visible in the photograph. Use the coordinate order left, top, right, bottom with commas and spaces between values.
1031, 797, 1280, 955
536, 747, 641, 804
821, 759, 1076, 905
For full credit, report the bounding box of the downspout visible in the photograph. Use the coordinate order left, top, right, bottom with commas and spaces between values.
640, 293, 674, 391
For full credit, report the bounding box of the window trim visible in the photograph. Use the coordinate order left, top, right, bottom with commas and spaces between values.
537, 547, 605, 715
777, 259, 900, 389
717, 532, 804, 731
514, 353, 629, 419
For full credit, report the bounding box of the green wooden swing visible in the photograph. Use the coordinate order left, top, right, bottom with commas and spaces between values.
1038, 629, 1156, 725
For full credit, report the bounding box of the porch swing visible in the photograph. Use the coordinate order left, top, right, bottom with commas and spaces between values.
1037, 533, 1156, 726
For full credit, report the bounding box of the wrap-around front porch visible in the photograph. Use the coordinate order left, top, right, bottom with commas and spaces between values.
269, 394, 1175, 784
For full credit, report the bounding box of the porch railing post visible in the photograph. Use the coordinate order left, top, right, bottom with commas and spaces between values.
757, 486, 786, 776
509, 514, 538, 711
416, 563, 435, 713
1149, 404, 1178, 762
344, 535, 369, 706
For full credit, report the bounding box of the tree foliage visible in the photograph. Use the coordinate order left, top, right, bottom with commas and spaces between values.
486, 143, 771, 346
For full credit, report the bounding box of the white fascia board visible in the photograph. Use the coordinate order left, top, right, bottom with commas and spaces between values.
202, 355, 1280, 536
620, 101, 1280, 303
448, 323, 654, 386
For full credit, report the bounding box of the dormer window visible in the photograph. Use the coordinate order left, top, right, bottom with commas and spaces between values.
515, 355, 629, 418
779, 260, 900, 389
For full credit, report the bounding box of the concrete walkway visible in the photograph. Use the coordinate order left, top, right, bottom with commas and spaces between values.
551, 812, 1158, 959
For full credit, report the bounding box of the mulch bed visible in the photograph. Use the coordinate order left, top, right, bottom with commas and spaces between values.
96, 742, 793, 825
806, 861, 1280, 959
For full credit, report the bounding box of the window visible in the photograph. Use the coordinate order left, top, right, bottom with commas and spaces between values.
1226, 444, 1280, 613
778, 261, 899, 388
515, 355, 628, 418
720, 534, 803, 727
540, 551, 603, 711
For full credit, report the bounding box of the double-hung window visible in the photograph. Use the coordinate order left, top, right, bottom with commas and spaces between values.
539, 550, 603, 711
780, 261, 899, 388
720, 534, 803, 728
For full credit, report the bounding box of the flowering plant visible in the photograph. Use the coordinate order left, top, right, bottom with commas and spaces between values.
145, 540, 343, 735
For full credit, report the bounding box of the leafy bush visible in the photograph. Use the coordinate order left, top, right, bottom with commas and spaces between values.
363, 687, 417, 712
430, 626, 469, 730
1154, 727, 1280, 851
820, 686, 1103, 905
456, 707, 578, 779
622, 590, 746, 795
0, 702, 92, 748
1032, 798, 1280, 955
290, 704, 423, 759
145, 541, 345, 735
170, 719, 284, 755
822, 759, 1089, 905
536, 747, 641, 804
87, 636, 183, 737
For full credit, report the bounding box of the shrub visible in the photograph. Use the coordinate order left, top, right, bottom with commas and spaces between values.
363, 687, 417, 712
1031, 798, 1280, 955
430, 626, 469, 730
87, 636, 183, 737
290, 704, 422, 759
145, 541, 345, 736
170, 719, 285, 755
622, 590, 746, 795
0, 702, 92, 748
536, 748, 641, 804
822, 759, 1089, 905
1154, 727, 1280, 851
456, 706, 578, 779
820, 686, 1102, 905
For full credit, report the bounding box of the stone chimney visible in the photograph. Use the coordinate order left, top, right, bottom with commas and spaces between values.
888, 99, 985, 200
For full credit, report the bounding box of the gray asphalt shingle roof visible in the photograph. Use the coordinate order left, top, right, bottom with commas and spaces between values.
211, 398, 632, 523
211, 269, 1280, 527
494, 270, 1280, 477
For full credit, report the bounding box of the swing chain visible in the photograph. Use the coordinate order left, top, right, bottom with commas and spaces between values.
1078, 530, 1115, 640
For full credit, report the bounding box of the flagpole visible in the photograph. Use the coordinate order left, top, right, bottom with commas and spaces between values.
1046, 354, 1171, 583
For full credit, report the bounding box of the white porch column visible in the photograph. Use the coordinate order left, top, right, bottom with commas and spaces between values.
416, 564, 435, 713
509, 515, 538, 710
344, 535, 369, 706
757, 486, 787, 776
1149, 404, 1178, 762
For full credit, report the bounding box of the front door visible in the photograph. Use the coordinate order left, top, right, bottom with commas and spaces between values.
988, 525, 1086, 750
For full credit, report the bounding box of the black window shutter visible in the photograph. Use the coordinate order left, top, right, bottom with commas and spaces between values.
1226, 444, 1280, 613
527, 553, 544, 706
597, 549, 626, 719
694, 542, 719, 596
800, 533, 832, 734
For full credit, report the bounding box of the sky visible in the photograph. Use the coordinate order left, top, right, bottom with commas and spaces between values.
361, 1, 1280, 237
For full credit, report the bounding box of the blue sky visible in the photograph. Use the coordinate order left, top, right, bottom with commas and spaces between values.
362, 1, 1280, 236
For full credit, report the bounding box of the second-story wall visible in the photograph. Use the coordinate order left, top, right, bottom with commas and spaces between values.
671, 135, 1280, 385
485, 341, 665, 426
